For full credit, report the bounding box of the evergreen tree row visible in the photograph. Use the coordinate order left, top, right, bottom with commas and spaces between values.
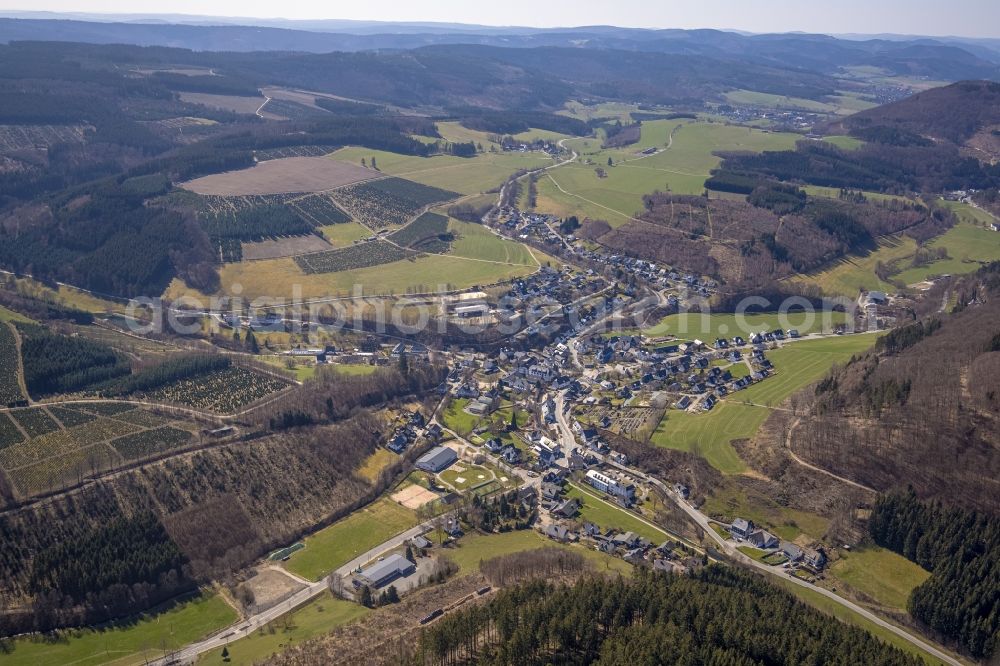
416, 567, 922, 665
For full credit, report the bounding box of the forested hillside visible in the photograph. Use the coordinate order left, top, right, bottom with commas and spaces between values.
792, 264, 1000, 512
590, 190, 947, 289
869, 491, 1000, 659
412, 568, 923, 665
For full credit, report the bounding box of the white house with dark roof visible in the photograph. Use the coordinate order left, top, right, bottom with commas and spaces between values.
730, 518, 754, 540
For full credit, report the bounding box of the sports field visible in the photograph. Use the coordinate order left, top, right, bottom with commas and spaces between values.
0, 593, 237, 666
282, 497, 417, 581
196, 593, 367, 666
651, 334, 877, 472
540, 121, 798, 226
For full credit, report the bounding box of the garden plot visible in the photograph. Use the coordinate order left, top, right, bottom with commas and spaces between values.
180, 157, 376, 196
330, 178, 459, 230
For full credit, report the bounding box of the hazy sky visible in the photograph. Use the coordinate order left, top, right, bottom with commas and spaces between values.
2, 0, 998, 38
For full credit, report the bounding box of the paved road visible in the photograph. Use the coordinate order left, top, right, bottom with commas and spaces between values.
607, 459, 964, 666
151, 519, 441, 665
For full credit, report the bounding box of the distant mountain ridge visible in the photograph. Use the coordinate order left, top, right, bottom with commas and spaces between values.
0, 17, 998, 82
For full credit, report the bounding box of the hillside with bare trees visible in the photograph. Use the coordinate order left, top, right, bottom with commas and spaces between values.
789, 265, 1000, 512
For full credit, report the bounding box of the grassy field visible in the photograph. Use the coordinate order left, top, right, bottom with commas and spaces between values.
821, 135, 865, 150
317, 221, 372, 247
283, 498, 417, 581
801, 186, 912, 204
776, 581, 945, 665
164, 249, 540, 301
447, 218, 538, 265
541, 121, 799, 226
0, 305, 35, 323
196, 593, 367, 666
329, 146, 550, 195
440, 398, 479, 435
445, 529, 631, 575
512, 128, 574, 143
701, 483, 830, 541
794, 202, 1000, 295
565, 482, 667, 543
793, 236, 918, 297
638, 311, 851, 339
651, 334, 877, 472
357, 448, 397, 483
329, 364, 378, 377
723, 90, 836, 112
830, 547, 931, 611
558, 101, 639, 122
1, 593, 237, 666
892, 203, 1000, 284
651, 403, 762, 474
736, 334, 876, 406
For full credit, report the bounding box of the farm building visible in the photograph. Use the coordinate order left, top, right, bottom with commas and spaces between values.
356, 554, 416, 589
416, 446, 458, 473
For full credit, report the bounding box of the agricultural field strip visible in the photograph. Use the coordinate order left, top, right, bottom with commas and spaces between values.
543, 172, 723, 245
0, 322, 25, 404
0, 409, 192, 471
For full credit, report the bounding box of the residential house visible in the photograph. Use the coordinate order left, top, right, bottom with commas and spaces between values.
730, 518, 754, 540
748, 529, 779, 550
